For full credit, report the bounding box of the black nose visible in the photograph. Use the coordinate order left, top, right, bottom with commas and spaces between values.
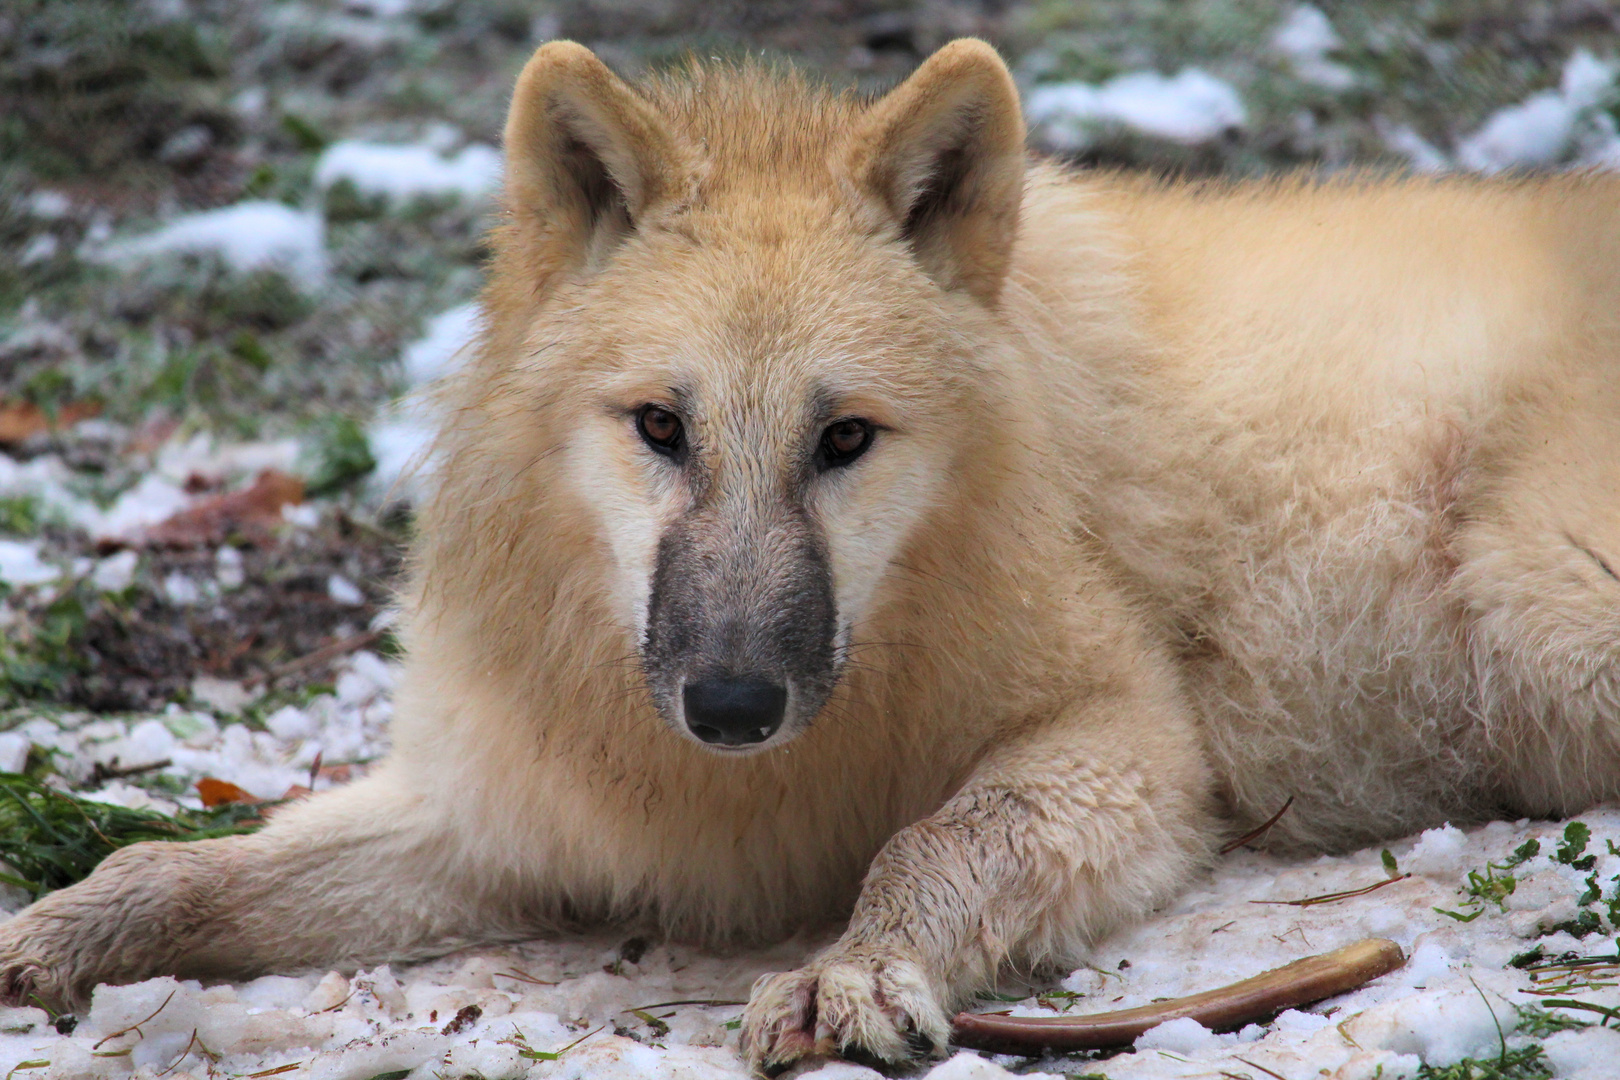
682, 678, 787, 747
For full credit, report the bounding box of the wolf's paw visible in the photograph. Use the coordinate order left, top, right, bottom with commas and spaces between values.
0, 927, 75, 1013
739, 943, 949, 1072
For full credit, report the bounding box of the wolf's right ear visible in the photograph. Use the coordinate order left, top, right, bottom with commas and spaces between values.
841, 39, 1025, 305
501, 42, 697, 275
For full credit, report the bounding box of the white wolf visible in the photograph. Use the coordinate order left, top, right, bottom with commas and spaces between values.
2, 38, 1618, 1071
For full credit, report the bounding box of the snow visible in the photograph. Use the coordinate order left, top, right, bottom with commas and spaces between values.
359, 302, 481, 503
0, 540, 59, 587
1456, 49, 1618, 172
1026, 69, 1246, 149
400, 303, 480, 385
315, 140, 502, 204
367, 411, 440, 505
0, 433, 297, 545
1133, 1016, 1226, 1054
91, 550, 138, 592
1378, 120, 1450, 172
1272, 6, 1355, 91
327, 573, 364, 605
26, 191, 70, 219
100, 200, 327, 288
19, 234, 59, 265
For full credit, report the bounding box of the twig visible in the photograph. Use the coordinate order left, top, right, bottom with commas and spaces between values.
245, 1063, 303, 1078
950, 938, 1405, 1053
156, 1029, 218, 1077
244, 630, 382, 687
493, 968, 558, 987
1249, 874, 1411, 907
89, 758, 172, 783
1233, 1056, 1291, 1080
1221, 798, 1296, 855
623, 999, 747, 1010
92, 989, 175, 1049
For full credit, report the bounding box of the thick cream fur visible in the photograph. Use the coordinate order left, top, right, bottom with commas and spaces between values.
1, 38, 1617, 1070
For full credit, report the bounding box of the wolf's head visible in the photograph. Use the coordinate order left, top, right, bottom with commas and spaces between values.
477, 40, 1026, 753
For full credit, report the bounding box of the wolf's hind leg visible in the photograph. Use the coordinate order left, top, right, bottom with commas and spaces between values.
1456, 403, 1620, 816
0, 770, 536, 1011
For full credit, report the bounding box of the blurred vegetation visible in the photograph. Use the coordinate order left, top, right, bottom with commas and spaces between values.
0, 0, 1615, 432
0, 771, 264, 898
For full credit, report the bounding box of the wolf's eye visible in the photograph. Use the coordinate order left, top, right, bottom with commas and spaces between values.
818, 418, 872, 469
637, 405, 684, 456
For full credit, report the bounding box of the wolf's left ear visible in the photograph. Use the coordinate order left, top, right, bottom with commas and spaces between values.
842, 39, 1025, 305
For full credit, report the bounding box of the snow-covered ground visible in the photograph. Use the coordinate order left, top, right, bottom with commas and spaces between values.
0, 639, 1618, 1080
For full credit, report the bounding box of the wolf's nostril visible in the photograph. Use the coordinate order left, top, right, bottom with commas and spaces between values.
683, 679, 787, 746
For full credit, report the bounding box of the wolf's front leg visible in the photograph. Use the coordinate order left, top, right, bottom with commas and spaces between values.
0, 769, 534, 1011
741, 693, 1217, 1069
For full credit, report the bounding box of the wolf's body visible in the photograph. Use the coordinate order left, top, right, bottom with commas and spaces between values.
3, 40, 1618, 1068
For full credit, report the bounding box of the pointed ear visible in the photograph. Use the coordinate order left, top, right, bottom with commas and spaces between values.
841, 39, 1025, 305
501, 41, 699, 274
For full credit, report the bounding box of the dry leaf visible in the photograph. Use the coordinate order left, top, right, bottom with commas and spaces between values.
0, 399, 102, 444
143, 469, 305, 548
196, 777, 259, 808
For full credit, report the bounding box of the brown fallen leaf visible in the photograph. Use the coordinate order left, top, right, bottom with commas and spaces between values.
196, 777, 258, 808
142, 469, 305, 548
0, 399, 102, 444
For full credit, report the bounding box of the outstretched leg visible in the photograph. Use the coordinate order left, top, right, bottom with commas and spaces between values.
0, 768, 539, 1010
740, 675, 1218, 1069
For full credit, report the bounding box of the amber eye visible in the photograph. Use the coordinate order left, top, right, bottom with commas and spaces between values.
637, 405, 684, 457
818, 418, 873, 469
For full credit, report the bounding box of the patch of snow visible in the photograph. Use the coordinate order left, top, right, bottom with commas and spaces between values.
83, 472, 192, 542
216, 545, 245, 589
1456, 49, 1618, 172
19, 234, 59, 265
281, 502, 320, 529
0, 539, 60, 586
101, 200, 327, 287
327, 573, 364, 605
401, 302, 481, 385
366, 408, 441, 505
1377, 119, 1451, 171
265, 705, 316, 741
154, 432, 301, 484
315, 140, 502, 204
1404, 822, 1471, 878
26, 191, 70, 219
1543, 1025, 1620, 1080
0, 733, 30, 775
192, 676, 251, 715
91, 550, 138, 592
162, 571, 204, 606
1134, 1016, 1227, 1054
1272, 6, 1355, 91
78, 779, 176, 813
1026, 69, 1246, 149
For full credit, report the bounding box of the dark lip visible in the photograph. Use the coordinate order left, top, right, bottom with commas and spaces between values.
680, 729, 784, 755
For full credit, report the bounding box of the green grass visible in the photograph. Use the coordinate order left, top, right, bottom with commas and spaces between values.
0, 772, 263, 899
1412, 1044, 1553, 1080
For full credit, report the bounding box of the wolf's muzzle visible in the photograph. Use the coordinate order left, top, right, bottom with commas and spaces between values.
682, 677, 787, 746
